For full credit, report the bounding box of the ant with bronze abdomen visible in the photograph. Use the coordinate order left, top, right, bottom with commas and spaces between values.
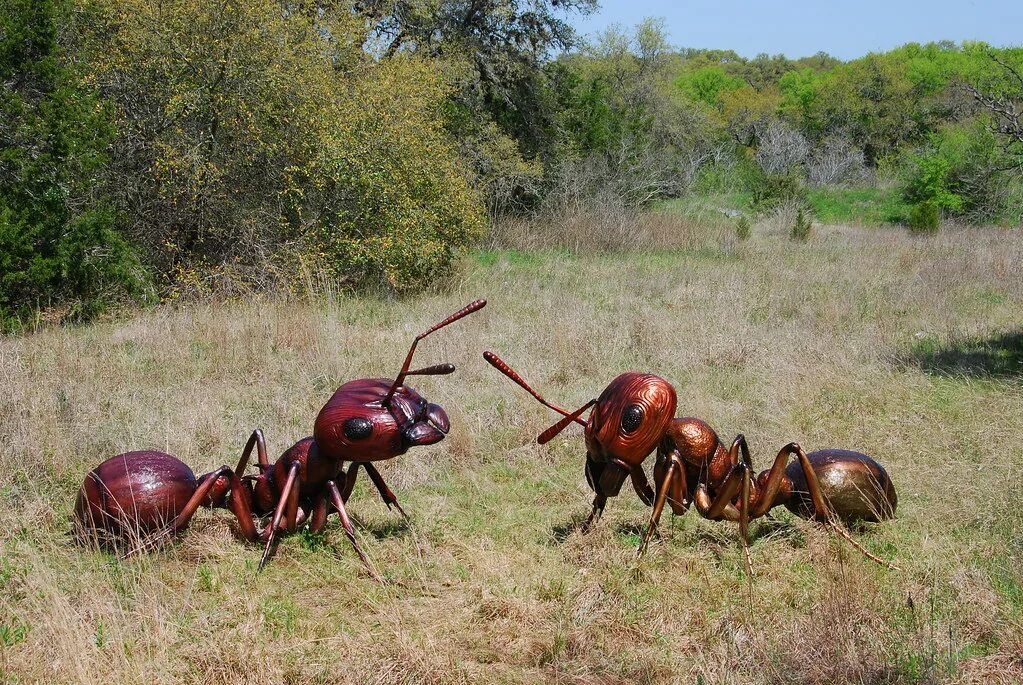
483, 351, 898, 571
74, 300, 487, 578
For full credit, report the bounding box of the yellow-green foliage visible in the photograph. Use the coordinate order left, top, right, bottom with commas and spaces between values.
311, 58, 486, 291
78, 0, 484, 293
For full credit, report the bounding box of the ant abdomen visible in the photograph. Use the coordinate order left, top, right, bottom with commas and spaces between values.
782, 449, 898, 523
74, 450, 198, 543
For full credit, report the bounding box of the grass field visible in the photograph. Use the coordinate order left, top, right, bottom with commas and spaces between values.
1, 220, 1022, 684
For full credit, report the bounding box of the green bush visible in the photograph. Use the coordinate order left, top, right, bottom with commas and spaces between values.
735, 215, 752, 241
0, 0, 145, 326
902, 121, 1014, 224
908, 201, 940, 233
82, 0, 484, 295
750, 171, 807, 212
790, 207, 813, 240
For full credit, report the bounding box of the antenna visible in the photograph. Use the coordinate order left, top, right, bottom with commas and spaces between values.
537, 400, 595, 444
383, 300, 486, 405
483, 351, 587, 427
406, 363, 456, 376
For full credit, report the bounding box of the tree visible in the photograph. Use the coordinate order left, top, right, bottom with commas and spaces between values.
0, 0, 143, 325
964, 49, 1023, 169
357, 0, 597, 156
80, 0, 484, 293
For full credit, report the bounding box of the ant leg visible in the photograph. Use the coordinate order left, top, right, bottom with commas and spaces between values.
307, 493, 329, 534
739, 465, 753, 578
729, 434, 753, 469
655, 450, 690, 515
787, 444, 899, 570
258, 461, 300, 571
630, 467, 655, 506
580, 495, 607, 533
362, 463, 409, 522
326, 480, 382, 582
128, 466, 258, 555
694, 461, 750, 521
284, 474, 300, 533
341, 462, 360, 501
236, 428, 269, 474
639, 453, 683, 556
639, 450, 690, 556
748, 443, 803, 518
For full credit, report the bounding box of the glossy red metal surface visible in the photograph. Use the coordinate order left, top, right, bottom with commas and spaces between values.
74, 451, 197, 539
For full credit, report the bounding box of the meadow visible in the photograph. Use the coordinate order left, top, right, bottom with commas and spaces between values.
1, 217, 1022, 684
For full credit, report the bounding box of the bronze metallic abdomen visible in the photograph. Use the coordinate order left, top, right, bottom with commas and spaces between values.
784, 449, 897, 523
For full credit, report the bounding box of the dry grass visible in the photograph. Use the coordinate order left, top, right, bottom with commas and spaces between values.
2, 220, 1022, 684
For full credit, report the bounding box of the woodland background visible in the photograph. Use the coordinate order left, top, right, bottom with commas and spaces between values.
2, 0, 1022, 327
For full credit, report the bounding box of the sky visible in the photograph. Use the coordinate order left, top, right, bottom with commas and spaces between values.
571, 0, 1023, 60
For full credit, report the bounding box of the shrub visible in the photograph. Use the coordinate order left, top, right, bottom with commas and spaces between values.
81, 0, 485, 295
751, 171, 807, 212
908, 201, 940, 233
0, 0, 145, 326
902, 121, 1014, 224
736, 215, 752, 241
790, 207, 813, 240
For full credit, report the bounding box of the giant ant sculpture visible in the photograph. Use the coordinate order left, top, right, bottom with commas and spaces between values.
483, 351, 898, 570
74, 300, 487, 577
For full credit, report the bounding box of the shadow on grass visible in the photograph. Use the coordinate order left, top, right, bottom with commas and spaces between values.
356, 517, 410, 541
551, 516, 589, 543
905, 330, 1023, 380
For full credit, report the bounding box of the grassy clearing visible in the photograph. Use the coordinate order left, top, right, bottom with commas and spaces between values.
806, 186, 913, 227
1, 221, 1022, 684
658, 186, 913, 229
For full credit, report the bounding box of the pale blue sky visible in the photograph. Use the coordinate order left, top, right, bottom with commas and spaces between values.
572, 1, 1023, 60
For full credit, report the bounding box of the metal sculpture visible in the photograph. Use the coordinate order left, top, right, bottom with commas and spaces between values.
484, 351, 897, 569
74, 300, 486, 576
73, 431, 264, 547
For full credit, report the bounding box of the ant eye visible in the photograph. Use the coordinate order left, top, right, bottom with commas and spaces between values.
621, 404, 644, 434
343, 417, 373, 441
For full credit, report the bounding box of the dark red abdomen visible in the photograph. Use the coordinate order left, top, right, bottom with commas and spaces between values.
74, 451, 197, 540
784, 449, 898, 523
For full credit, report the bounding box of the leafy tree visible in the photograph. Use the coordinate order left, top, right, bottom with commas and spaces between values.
80, 0, 484, 293
963, 48, 1023, 169
0, 0, 143, 325
357, 0, 596, 157
675, 67, 746, 110
903, 120, 1015, 223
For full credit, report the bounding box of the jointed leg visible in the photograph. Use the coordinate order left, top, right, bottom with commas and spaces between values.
326, 480, 382, 582
307, 493, 329, 534
341, 462, 360, 501
639, 452, 682, 556
738, 464, 753, 578
694, 461, 750, 521
258, 461, 300, 571
129, 465, 257, 555
236, 428, 269, 475
580, 495, 607, 533
362, 463, 409, 521
786, 443, 899, 570
630, 467, 655, 507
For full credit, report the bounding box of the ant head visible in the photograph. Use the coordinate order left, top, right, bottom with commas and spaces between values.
314, 301, 485, 462
483, 352, 678, 488
315, 378, 452, 461
585, 372, 677, 469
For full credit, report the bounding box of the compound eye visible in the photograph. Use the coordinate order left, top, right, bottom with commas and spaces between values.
621, 404, 644, 434
343, 417, 373, 441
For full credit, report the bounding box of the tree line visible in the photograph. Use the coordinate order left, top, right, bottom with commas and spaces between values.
2, 1, 1021, 326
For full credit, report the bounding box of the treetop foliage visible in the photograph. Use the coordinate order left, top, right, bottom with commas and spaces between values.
1, 1, 1021, 326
